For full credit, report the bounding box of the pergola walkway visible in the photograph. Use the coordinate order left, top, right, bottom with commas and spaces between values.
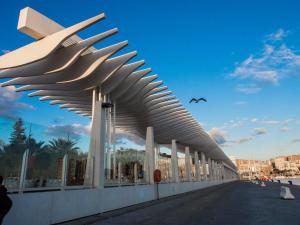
59, 181, 300, 225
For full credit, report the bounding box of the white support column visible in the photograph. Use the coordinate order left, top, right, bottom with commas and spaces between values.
97, 91, 107, 188
215, 163, 218, 180
200, 152, 207, 181
226, 166, 229, 180
221, 162, 225, 181
85, 88, 106, 188
213, 160, 217, 180
218, 163, 222, 181
212, 160, 214, 180
185, 147, 192, 181
61, 154, 68, 189
207, 157, 212, 181
171, 139, 179, 183
145, 127, 155, 184
106, 97, 112, 180
219, 163, 222, 180
19, 149, 29, 193
216, 162, 219, 180
215, 161, 218, 180
194, 151, 200, 181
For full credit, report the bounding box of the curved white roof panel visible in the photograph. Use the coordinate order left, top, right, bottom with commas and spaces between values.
0, 8, 236, 168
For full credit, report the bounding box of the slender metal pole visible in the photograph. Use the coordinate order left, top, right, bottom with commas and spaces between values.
134, 163, 138, 184
113, 101, 117, 180
171, 140, 179, 183
118, 161, 122, 185
106, 95, 112, 180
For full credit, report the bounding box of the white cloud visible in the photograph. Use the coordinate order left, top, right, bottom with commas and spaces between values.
209, 127, 255, 146
115, 128, 145, 146
254, 127, 267, 135
15, 102, 36, 110
282, 119, 294, 126
251, 118, 258, 123
209, 128, 227, 145
221, 117, 294, 131
291, 138, 300, 143
262, 120, 280, 125
0, 86, 35, 119
84, 123, 92, 135
230, 51, 280, 84
236, 84, 262, 94
230, 29, 300, 93
221, 119, 245, 129
45, 123, 90, 140
233, 137, 253, 144
0, 86, 19, 101
266, 29, 288, 41
291, 138, 300, 144
280, 127, 289, 132
252, 118, 294, 126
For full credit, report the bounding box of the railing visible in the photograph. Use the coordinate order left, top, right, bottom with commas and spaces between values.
3, 149, 238, 194
4, 149, 93, 194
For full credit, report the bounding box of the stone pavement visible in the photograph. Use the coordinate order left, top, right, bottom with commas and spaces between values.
58, 181, 300, 225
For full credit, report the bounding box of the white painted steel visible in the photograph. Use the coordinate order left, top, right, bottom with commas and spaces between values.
0, 6, 237, 176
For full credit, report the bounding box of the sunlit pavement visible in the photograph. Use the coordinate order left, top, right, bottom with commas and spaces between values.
58, 181, 300, 225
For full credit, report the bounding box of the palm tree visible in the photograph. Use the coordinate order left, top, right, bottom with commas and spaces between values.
27, 136, 47, 155
48, 138, 80, 157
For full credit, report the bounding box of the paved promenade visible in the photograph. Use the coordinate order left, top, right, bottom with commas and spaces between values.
59, 181, 300, 225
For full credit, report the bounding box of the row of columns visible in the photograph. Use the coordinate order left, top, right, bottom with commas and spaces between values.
170, 139, 225, 183
86, 87, 235, 188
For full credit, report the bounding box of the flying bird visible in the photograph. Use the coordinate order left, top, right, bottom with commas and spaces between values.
189, 98, 207, 103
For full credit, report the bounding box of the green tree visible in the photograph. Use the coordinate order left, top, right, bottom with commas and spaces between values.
0, 139, 5, 176
48, 137, 79, 157
2, 118, 27, 178
0, 139, 4, 151
27, 136, 47, 155
10, 118, 26, 146
26, 136, 51, 181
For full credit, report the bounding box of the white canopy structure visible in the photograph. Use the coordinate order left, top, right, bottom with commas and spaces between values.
0, 7, 236, 181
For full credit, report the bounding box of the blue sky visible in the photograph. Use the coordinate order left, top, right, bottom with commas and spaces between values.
0, 0, 300, 159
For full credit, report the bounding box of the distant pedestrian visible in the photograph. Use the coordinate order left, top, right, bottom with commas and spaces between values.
0, 176, 12, 225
